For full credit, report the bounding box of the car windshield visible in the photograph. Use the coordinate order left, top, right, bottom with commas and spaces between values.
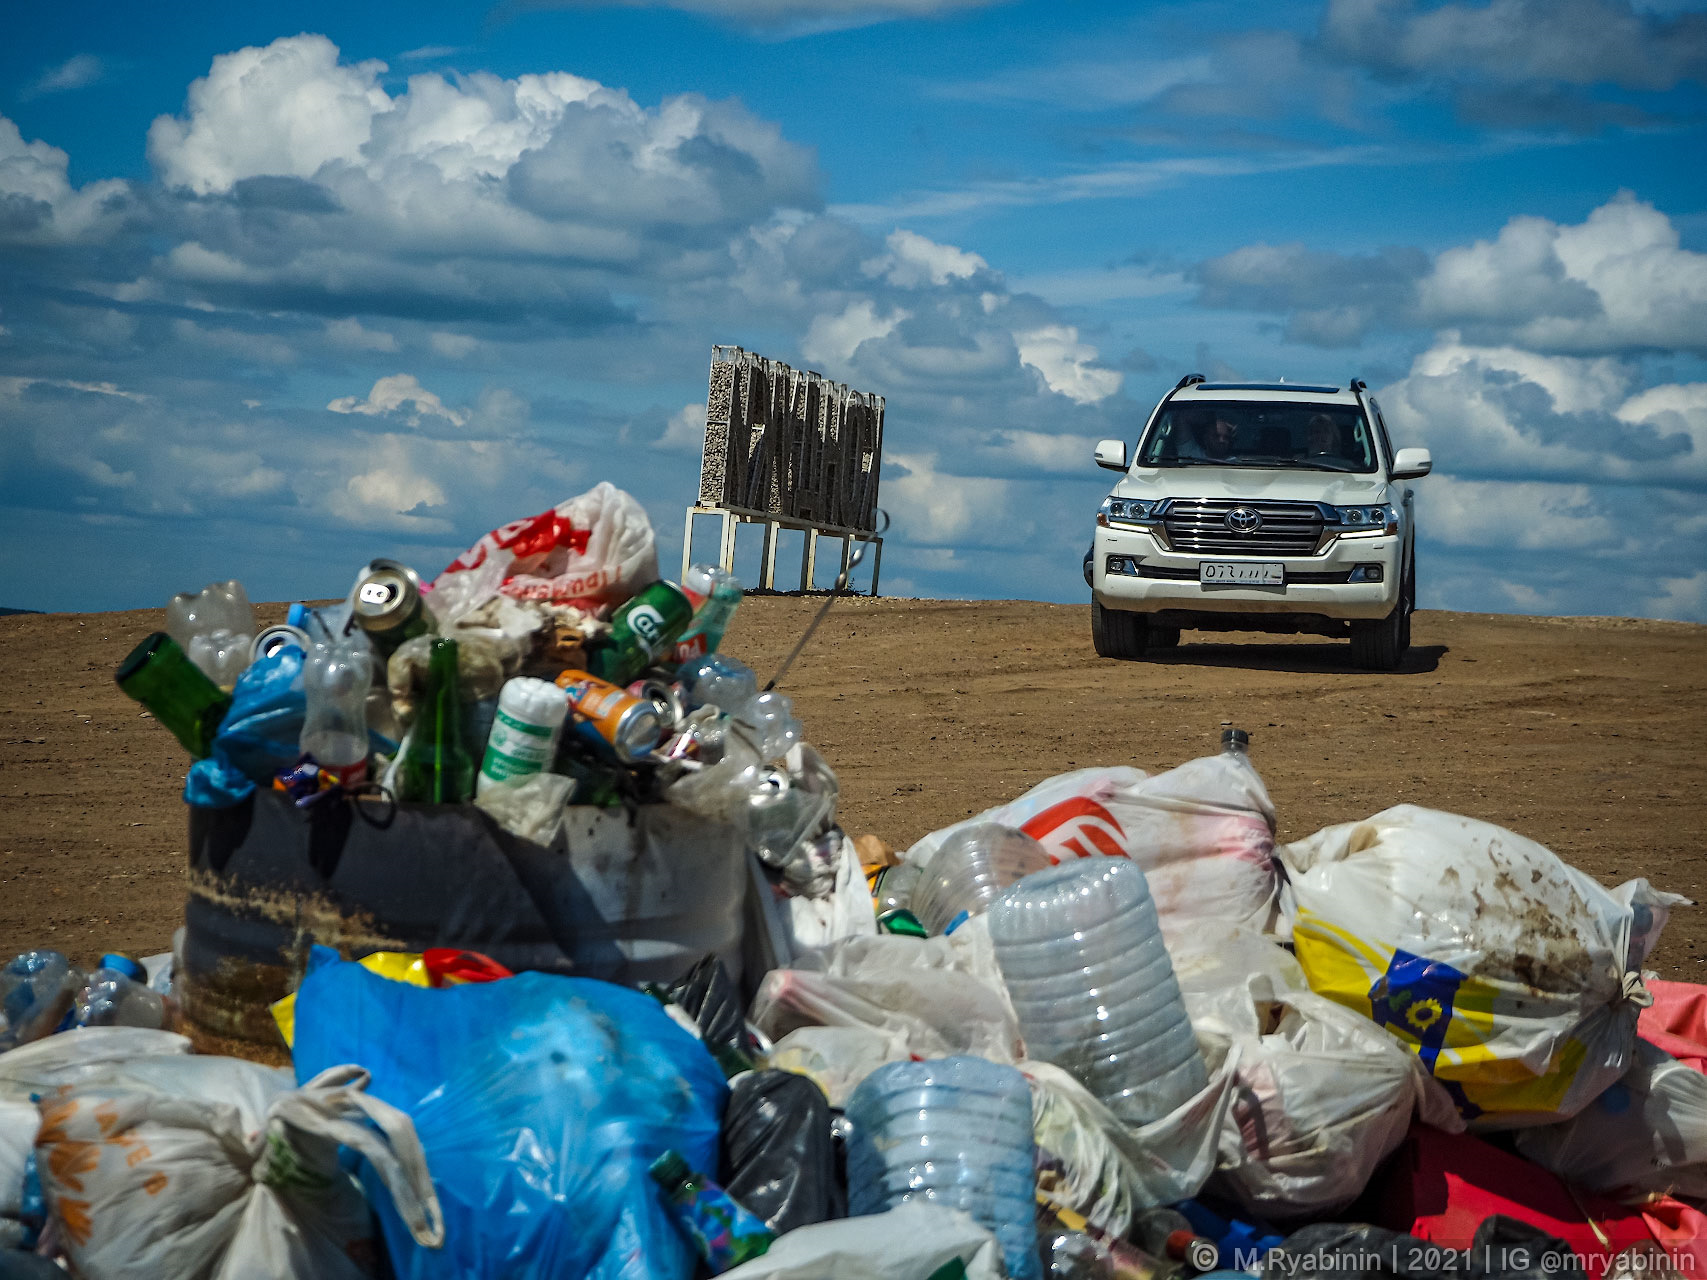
1136, 401, 1377, 472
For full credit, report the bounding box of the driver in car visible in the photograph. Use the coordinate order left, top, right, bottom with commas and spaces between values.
1305, 413, 1347, 460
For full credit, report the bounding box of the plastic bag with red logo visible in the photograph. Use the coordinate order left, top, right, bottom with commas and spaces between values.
425, 481, 658, 625
901, 751, 1278, 940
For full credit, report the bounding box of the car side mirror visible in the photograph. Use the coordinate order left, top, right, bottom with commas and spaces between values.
1094, 438, 1128, 471
1391, 447, 1432, 480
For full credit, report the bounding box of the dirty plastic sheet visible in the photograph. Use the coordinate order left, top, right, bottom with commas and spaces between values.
1281, 805, 1688, 1127
904, 753, 1279, 939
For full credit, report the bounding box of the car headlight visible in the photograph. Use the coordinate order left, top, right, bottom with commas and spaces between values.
1098, 497, 1162, 527
1334, 503, 1399, 533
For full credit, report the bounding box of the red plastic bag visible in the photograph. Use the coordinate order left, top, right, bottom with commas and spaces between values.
1640, 979, 1707, 1073
426, 481, 658, 622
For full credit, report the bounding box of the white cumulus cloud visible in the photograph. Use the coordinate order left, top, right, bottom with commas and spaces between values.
1016, 325, 1122, 404
328, 373, 469, 427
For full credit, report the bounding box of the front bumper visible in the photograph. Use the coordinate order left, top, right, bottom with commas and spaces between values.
1091, 524, 1402, 621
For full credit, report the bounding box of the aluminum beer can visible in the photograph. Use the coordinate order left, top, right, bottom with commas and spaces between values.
351, 559, 429, 653
554, 669, 663, 763
628, 677, 685, 729
251, 623, 311, 663
588, 580, 694, 684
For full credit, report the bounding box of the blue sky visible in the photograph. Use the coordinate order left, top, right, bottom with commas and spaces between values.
3, 0, 1705, 618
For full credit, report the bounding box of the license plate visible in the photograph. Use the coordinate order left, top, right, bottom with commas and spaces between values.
1200, 561, 1284, 585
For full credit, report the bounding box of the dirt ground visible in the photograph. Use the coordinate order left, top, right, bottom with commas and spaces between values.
2, 599, 1705, 975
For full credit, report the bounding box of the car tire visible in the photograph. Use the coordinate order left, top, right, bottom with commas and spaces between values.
1149, 625, 1181, 649
1350, 560, 1413, 671
1092, 600, 1149, 660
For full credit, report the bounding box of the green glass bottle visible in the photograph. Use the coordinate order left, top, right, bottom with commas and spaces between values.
396, 638, 475, 804
114, 632, 232, 759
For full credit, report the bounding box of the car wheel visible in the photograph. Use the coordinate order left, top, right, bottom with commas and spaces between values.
1149, 625, 1181, 649
1092, 600, 1149, 660
1350, 562, 1412, 671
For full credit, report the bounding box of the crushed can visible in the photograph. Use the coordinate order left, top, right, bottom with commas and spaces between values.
351, 559, 431, 657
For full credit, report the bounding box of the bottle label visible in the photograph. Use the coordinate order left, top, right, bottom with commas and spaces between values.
481, 708, 556, 781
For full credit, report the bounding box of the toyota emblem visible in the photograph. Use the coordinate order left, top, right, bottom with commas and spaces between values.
1225, 506, 1262, 533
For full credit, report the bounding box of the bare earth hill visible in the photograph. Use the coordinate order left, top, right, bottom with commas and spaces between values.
3, 599, 1704, 974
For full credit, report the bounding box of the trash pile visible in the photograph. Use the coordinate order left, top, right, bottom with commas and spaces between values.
3, 480, 1706, 1279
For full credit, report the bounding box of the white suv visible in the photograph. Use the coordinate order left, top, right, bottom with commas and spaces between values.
1088, 375, 1432, 669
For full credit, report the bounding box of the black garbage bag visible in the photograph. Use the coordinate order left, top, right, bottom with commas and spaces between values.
719, 1069, 844, 1234
666, 954, 758, 1062
1262, 1219, 1586, 1280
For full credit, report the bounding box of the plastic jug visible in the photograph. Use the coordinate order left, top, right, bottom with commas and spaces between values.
844, 1055, 1041, 1280
989, 859, 1207, 1127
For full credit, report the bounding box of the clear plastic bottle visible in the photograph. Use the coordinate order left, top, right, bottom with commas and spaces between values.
844, 1056, 1041, 1280
911, 824, 1054, 935
989, 859, 1207, 1129
681, 654, 758, 713
300, 634, 372, 783
477, 677, 569, 797
0, 950, 80, 1050
73, 955, 173, 1030
166, 580, 256, 688
675, 565, 743, 663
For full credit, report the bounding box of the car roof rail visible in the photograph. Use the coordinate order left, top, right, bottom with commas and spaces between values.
1175, 373, 1206, 389
1349, 377, 1367, 392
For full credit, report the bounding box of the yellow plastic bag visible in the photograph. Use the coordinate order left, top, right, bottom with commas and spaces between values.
272, 951, 429, 1048
1281, 805, 1687, 1128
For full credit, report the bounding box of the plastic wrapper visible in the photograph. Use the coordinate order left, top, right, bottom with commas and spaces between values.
716, 1202, 1003, 1280
290, 950, 726, 1280
719, 1069, 842, 1234
387, 633, 507, 736
426, 481, 658, 625
473, 771, 573, 845
1515, 1040, 1707, 1198
182, 646, 306, 808
1282, 805, 1688, 1127
904, 750, 1279, 939
751, 923, 1021, 1096
34, 1055, 442, 1280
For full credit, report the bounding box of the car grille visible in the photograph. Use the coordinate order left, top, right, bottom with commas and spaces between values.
1161, 499, 1324, 556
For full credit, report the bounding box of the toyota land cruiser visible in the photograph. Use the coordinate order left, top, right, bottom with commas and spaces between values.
1088, 375, 1433, 669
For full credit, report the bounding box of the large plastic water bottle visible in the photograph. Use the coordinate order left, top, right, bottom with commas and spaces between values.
300, 634, 372, 782
911, 823, 1053, 935
0, 950, 80, 1050
989, 859, 1207, 1128
844, 1056, 1041, 1280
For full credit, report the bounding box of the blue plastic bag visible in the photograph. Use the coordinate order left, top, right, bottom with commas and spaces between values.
184, 644, 306, 807
291, 948, 728, 1280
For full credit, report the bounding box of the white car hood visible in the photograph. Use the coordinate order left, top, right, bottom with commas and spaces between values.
1115, 466, 1391, 505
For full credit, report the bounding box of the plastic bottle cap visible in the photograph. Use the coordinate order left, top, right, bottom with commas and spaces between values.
1221, 728, 1249, 751
100, 954, 147, 982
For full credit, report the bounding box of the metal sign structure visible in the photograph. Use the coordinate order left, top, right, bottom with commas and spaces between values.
684, 345, 885, 593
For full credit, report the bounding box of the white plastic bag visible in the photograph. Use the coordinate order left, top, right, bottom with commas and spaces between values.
426, 481, 658, 624
784, 831, 879, 955
1282, 805, 1688, 1128
35, 1059, 443, 1280
751, 923, 1021, 1080
905, 752, 1278, 938
1515, 1040, 1707, 1198
1026, 1049, 1236, 1229
719, 1202, 1003, 1280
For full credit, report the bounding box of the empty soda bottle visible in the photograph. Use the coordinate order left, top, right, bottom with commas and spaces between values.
681, 654, 758, 713
675, 565, 743, 663
396, 638, 475, 804
300, 634, 372, 785
649, 1149, 774, 1273
166, 580, 255, 687
115, 632, 232, 758
0, 951, 81, 1051
73, 954, 175, 1030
